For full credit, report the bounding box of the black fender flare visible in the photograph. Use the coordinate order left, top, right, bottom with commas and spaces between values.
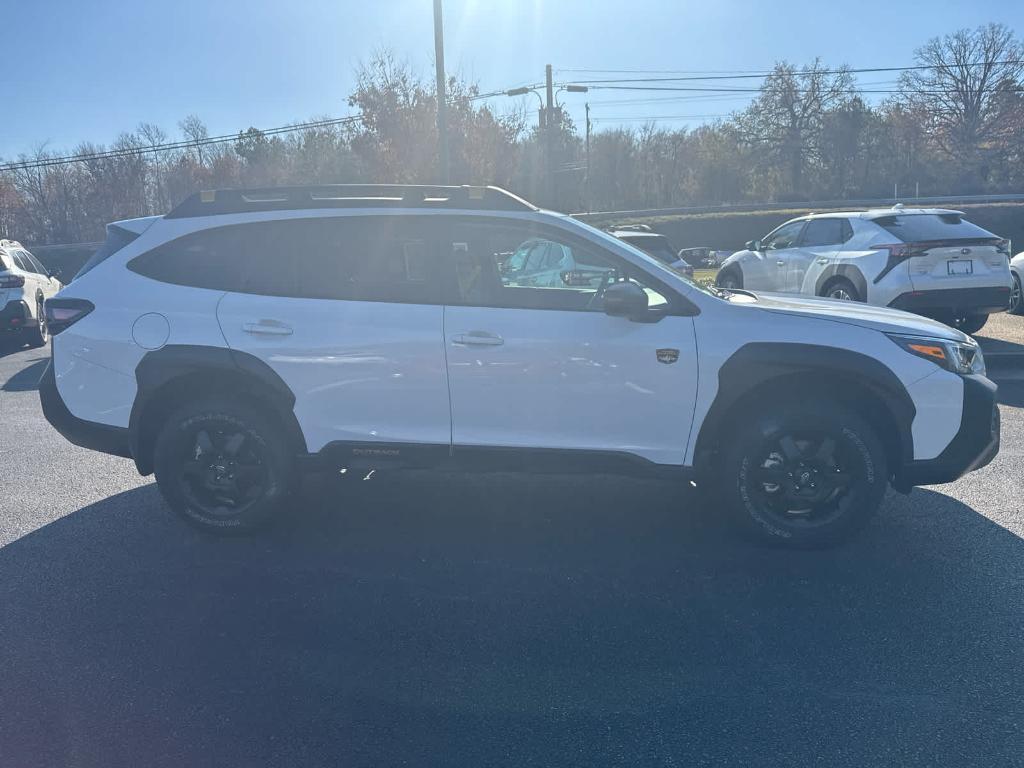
692, 342, 915, 470
129, 345, 306, 474
815, 264, 868, 300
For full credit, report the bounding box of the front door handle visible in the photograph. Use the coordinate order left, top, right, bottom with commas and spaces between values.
776, 260, 786, 267
817, 258, 829, 265
243, 320, 293, 336
452, 331, 504, 346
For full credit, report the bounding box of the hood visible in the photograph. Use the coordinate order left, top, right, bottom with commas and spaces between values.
747, 291, 969, 342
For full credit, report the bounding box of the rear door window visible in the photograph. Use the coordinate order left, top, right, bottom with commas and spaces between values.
129, 216, 443, 304
800, 219, 846, 247
873, 214, 996, 242
11, 251, 31, 273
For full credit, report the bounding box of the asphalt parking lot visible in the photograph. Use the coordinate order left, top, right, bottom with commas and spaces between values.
1, 341, 1022, 767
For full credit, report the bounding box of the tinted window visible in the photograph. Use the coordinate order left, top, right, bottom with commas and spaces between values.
11, 251, 31, 272
800, 219, 845, 247
23, 251, 47, 275
447, 220, 670, 313
129, 216, 441, 304
0, 252, 8, 270
762, 221, 805, 250
873, 214, 996, 243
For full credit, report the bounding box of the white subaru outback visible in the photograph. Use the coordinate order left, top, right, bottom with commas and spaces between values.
1, 239, 63, 347
715, 206, 1013, 335
40, 186, 1000, 547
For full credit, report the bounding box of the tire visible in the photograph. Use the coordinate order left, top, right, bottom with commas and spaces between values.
718, 400, 888, 548
1009, 273, 1023, 316
716, 268, 743, 290
952, 313, 988, 335
25, 297, 48, 348
153, 397, 295, 534
820, 277, 861, 302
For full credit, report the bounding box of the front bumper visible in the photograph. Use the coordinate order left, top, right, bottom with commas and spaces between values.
889, 286, 1011, 316
39, 358, 132, 458
0, 299, 31, 332
896, 374, 999, 489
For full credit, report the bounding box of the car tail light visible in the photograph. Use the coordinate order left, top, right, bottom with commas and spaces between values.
45, 298, 94, 335
873, 243, 929, 283
996, 239, 1011, 256
0, 273, 25, 288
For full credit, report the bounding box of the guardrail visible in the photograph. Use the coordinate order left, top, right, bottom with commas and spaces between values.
572, 193, 1024, 221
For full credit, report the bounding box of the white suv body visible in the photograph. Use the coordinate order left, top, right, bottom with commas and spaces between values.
40, 186, 1000, 547
716, 207, 1013, 334
1, 239, 63, 346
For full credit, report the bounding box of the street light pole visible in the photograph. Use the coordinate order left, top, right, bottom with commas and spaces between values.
585, 102, 591, 213
545, 64, 555, 206
432, 0, 450, 184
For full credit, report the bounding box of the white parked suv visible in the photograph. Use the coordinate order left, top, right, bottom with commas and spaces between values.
41, 186, 1000, 547
715, 206, 1013, 334
1, 239, 63, 346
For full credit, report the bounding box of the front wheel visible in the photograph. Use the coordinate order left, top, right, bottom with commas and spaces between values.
719, 401, 888, 548
154, 398, 295, 534
716, 268, 742, 290
821, 277, 861, 302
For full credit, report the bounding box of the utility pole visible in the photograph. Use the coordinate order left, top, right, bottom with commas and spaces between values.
545, 63, 554, 206
585, 102, 591, 213
433, 0, 450, 184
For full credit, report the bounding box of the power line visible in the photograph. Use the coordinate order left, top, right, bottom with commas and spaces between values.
559, 59, 1024, 85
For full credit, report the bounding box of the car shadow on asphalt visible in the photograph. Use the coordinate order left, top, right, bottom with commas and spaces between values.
1, 357, 47, 392
996, 380, 1024, 408
0, 474, 1021, 767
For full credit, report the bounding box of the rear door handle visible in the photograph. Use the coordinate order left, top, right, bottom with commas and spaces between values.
243, 320, 293, 336
776, 260, 786, 267
817, 258, 829, 265
452, 332, 504, 346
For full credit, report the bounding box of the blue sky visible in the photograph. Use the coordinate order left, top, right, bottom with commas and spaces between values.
2, 0, 1023, 158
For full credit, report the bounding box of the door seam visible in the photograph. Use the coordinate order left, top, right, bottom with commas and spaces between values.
441, 304, 454, 456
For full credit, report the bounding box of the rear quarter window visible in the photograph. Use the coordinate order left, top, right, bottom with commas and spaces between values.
872, 214, 996, 242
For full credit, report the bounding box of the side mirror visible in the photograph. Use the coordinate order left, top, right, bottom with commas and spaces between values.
603, 281, 648, 319
746, 240, 761, 252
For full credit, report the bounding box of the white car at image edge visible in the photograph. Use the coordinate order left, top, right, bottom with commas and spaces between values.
1, 239, 63, 346
40, 185, 999, 548
716, 206, 1013, 334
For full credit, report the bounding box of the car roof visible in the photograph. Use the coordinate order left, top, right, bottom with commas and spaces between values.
798, 207, 965, 221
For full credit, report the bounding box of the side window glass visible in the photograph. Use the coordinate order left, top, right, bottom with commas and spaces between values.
447, 221, 670, 313
841, 220, 854, 243
11, 252, 31, 272
800, 219, 843, 247
26, 252, 48, 275
763, 222, 804, 250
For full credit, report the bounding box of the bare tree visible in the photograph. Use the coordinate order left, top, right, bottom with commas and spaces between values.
737, 60, 855, 197
898, 23, 1024, 188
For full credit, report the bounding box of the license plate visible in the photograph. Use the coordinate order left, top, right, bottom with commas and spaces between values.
947, 259, 973, 275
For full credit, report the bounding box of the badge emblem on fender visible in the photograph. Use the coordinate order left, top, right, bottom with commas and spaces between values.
656, 348, 679, 364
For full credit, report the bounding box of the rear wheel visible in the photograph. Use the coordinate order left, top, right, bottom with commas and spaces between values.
25, 297, 48, 347
952, 313, 988, 335
820, 277, 861, 302
154, 398, 295, 534
1009, 274, 1023, 316
719, 401, 888, 548
716, 268, 743, 290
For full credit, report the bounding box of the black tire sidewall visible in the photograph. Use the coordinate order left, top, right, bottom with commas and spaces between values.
716, 268, 742, 289
26, 298, 47, 347
153, 399, 294, 534
721, 403, 888, 548
821, 277, 860, 302
1010, 274, 1023, 316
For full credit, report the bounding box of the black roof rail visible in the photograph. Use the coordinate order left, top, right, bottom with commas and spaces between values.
166, 184, 537, 219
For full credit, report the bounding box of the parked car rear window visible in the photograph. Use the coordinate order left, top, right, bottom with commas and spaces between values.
129, 216, 442, 304
872, 213, 996, 243
619, 235, 678, 265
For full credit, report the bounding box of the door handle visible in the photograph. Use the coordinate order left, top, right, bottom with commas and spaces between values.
452, 332, 504, 346
243, 320, 293, 336
817, 258, 829, 265
776, 260, 786, 267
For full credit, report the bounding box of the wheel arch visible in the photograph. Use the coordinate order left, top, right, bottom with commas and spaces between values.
129, 345, 306, 475
814, 264, 868, 300
693, 343, 914, 480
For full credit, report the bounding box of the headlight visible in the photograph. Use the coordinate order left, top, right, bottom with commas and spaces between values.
888, 333, 986, 376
